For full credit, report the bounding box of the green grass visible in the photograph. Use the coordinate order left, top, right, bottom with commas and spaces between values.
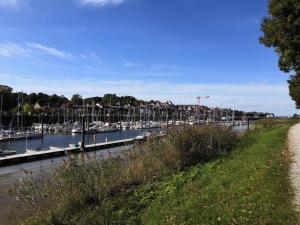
138, 122, 298, 225
17, 120, 299, 225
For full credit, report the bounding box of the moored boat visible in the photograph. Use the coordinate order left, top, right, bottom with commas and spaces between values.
0, 150, 17, 157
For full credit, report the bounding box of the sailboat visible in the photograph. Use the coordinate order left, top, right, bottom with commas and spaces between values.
0, 149, 16, 157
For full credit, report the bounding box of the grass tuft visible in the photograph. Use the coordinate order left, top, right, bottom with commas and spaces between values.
11, 120, 300, 225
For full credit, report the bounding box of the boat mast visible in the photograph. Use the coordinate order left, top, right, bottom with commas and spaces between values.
17, 92, 20, 131
0, 94, 3, 130
92, 100, 95, 123
21, 91, 24, 132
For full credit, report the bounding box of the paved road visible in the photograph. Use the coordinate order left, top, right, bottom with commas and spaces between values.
289, 123, 300, 212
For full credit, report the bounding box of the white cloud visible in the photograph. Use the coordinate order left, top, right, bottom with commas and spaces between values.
122, 62, 138, 67
0, 41, 103, 61
79, 0, 124, 7
27, 42, 72, 60
80, 52, 101, 61
0, 0, 20, 9
0, 42, 31, 57
0, 74, 298, 116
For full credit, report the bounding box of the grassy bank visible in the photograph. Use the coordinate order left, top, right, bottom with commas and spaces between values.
14, 120, 299, 225
140, 120, 299, 225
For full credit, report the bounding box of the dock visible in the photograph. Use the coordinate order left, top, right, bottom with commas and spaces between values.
0, 133, 42, 142
0, 137, 144, 167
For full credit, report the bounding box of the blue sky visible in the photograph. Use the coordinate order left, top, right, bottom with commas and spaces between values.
0, 0, 298, 116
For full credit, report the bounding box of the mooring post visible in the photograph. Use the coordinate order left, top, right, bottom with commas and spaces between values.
81, 115, 85, 151
166, 119, 169, 135
41, 113, 44, 139
247, 118, 250, 131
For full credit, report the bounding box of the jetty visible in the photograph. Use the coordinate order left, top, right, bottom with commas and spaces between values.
0, 137, 144, 167
0, 133, 42, 142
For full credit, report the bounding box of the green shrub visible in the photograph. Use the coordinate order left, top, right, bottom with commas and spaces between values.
12, 125, 237, 225
160, 125, 237, 169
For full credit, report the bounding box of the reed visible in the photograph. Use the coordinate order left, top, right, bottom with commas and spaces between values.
11, 125, 237, 225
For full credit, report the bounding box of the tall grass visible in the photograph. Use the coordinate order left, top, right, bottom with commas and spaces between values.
253, 118, 299, 129
139, 121, 299, 225
11, 125, 237, 225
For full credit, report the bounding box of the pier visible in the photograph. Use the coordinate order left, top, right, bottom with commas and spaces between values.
0, 133, 42, 142
0, 137, 144, 167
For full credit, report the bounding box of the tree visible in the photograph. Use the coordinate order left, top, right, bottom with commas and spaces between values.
23, 103, 32, 114
28, 93, 38, 105
71, 94, 83, 105
102, 94, 117, 106
260, 0, 300, 108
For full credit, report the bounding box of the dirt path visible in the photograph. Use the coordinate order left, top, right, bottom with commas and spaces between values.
289, 123, 300, 211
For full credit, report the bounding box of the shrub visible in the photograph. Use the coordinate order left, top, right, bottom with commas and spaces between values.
12, 125, 237, 225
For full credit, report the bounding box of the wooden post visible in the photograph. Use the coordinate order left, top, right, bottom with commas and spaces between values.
166, 119, 169, 135
81, 115, 85, 151
119, 112, 122, 131
41, 113, 44, 139
93, 133, 96, 150
247, 118, 250, 131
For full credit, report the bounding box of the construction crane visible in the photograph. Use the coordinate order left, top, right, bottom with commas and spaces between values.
175, 95, 210, 106
197, 96, 210, 106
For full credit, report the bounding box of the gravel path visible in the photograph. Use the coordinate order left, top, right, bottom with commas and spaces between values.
289, 123, 300, 211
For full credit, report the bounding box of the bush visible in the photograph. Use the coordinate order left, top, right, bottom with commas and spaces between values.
160, 125, 236, 169
12, 125, 237, 225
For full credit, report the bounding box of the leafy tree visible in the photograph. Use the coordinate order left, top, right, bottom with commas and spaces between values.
84, 97, 102, 105
102, 94, 117, 105
3, 92, 18, 111
288, 75, 300, 107
23, 103, 32, 114
71, 94, 83, 105
28, 93, 38, 105
260, 0, 300, 108
37, 92, 49, 106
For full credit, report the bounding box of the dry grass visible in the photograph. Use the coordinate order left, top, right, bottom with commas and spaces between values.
10, 125, 237, 225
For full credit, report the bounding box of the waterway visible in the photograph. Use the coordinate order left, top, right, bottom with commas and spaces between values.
0, 145, 133, 225
0, 129, 157, 154
0, 125, 248, 224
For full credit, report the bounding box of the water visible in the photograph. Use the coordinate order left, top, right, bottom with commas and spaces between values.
0, 145, 133, 225
0, 129, 157, 154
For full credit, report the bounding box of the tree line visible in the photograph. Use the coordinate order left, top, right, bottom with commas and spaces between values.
0, 85, 151, 113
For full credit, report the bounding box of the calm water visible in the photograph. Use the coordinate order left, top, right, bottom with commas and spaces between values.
0, 125, 248, 225
0, 129, 158, 154
0, 125, 247, 154
0, 145, 133, 225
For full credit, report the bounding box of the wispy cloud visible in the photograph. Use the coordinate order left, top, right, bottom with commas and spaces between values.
27, 42, 72, 60
0, 41, 103, 62
80, 52, 101, 61
0, 42, 31, 57
79, 0, 124, 7
122, 62, 138, 67
0, 0, 20, 9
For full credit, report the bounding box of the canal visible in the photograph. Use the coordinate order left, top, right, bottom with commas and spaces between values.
0, 129, 156, 154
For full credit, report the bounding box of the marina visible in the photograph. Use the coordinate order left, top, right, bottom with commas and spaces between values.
0, 137, 143, 167
0, 128, 156, 154
0, 121, 250, 167
0, 88, 257, 168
